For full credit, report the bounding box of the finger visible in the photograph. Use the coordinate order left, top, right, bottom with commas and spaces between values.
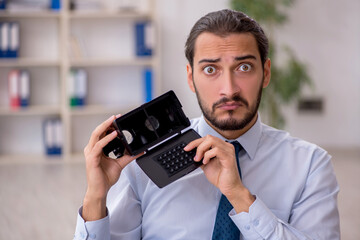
202, 148, 217, 164
184, 137, 204, 151
193, 136, 215, 162
92, 130, 118, 156
88, 115, 116, 150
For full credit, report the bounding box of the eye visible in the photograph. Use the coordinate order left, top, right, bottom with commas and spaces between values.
239, 64, 252, 72
203, 66, 216, 75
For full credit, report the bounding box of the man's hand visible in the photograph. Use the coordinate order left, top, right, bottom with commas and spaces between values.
82, 115, 143, 221
185, 135, 255, 213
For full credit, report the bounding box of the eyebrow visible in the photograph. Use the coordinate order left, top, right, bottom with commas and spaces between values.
235, 55, 257, 61
198, 55, 257, 64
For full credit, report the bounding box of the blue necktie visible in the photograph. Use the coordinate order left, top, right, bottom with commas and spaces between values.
212, 141, 242, 240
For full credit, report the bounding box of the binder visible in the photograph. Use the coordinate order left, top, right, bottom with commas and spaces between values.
135, 21, 153, 57
53, 119, 63, 155
68, 70, 77, 107
143, 67, 153, 103
0, 23, 2, 57
43, 119, 62, 156
1, 22, 9, 58
44, 119, 55, 155
9, 22, 19, 58
50, 0, 61, 11
75, 69, 87, 106
0, 0, 6, 10
19, 70, 30, 107
8, 69, 20, 109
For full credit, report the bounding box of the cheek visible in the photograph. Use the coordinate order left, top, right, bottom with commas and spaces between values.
244, 82, 262, 102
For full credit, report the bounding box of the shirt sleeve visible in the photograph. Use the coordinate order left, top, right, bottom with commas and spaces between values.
73, 207, 110, 240
73, 162, 143, 240
230, 150, 340, 240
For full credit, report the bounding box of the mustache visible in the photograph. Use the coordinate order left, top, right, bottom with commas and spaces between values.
212, 94, 249, 112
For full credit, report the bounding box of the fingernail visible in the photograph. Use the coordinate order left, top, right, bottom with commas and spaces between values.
116, 114, 121, 118
108, 115, 115, 120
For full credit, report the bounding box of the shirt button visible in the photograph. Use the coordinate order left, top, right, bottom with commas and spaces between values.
80, 232, 86, 239
89, 233, 96, 239
245, 225, 251, 230
253, 219, 260, 226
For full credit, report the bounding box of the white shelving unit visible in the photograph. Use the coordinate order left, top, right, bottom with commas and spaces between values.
0, 0, 160, 163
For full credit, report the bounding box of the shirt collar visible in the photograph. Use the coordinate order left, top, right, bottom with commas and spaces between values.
197, 114, 262, 160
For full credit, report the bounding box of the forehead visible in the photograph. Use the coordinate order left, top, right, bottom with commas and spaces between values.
194, 32, 260, 62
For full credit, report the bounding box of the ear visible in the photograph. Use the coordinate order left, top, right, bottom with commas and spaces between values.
187, 64, 196, 93
262, 58, 271, 88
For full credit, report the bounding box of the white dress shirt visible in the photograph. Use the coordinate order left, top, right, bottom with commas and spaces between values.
74, 115, 340, 240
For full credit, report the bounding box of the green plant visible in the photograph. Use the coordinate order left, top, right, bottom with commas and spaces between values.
231, 0, 312, 128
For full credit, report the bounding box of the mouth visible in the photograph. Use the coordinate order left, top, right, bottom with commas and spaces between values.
217, 101, 243, 111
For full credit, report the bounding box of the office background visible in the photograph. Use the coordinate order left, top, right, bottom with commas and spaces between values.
0, 0, 359, 239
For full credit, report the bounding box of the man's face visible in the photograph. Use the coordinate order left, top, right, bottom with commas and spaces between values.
187, 32, 271, 136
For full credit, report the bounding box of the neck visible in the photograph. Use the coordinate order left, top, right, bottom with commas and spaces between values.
204, 113, 258, 140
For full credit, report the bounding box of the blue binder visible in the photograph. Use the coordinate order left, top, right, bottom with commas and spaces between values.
50, 0, 61, 10
0, 22, 9, 58
143, 67, 153, 103
19, 70, 30, 107
135, 22, 153, 57
43, 119, 62, 156
9, 22, 19, 58
0, 0, 6, 10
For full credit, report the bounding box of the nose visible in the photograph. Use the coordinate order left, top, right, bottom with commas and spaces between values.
219, 70, 239, 97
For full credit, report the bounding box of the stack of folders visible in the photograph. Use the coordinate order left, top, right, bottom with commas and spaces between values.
0, 0, 6, 10
4, 0, 60, 11
68, 68, 87, 107
8, 69, 30, 109
43, 118, 63, 156
70, 0, 101, 11
0, 22, 20, 58
135, 21, 154, 57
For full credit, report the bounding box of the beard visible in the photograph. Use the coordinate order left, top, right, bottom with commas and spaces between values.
194, 78, 263, 131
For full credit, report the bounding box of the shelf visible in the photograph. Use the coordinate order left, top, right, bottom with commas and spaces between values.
69, 11, 151, 20
0, 10, 61, 19
0, 106, 61, 116
69, 105, 138, 116
0, 58, 61, 67
0, 0, 159, 163
70, 57, 154, 67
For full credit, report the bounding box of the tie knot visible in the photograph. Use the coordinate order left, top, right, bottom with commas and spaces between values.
230, 141, 242, 155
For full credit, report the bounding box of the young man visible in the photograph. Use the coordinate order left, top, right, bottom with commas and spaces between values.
74, 9, 340, 240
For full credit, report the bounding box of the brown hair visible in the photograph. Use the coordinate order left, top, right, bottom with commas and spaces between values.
185, 9, 269, 68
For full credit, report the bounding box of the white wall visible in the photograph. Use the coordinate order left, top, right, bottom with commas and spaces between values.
156, 0, 360, 149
